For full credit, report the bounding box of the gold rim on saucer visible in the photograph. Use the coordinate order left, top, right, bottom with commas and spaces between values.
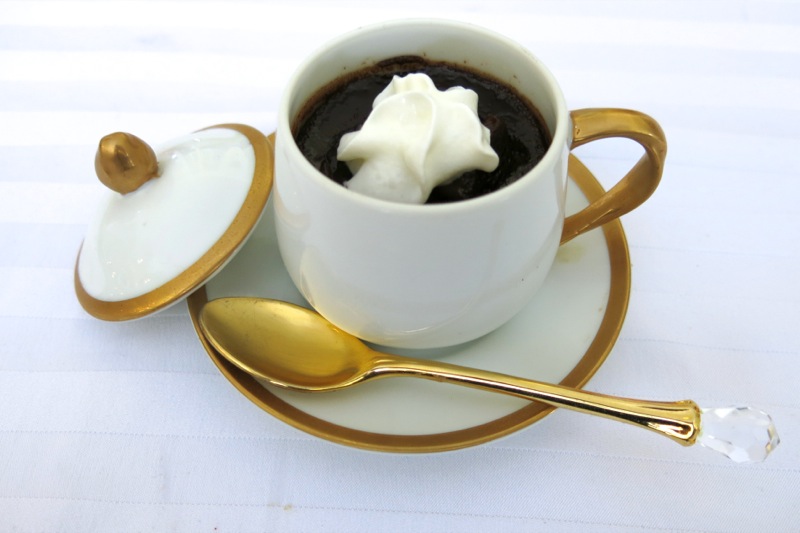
75, 126, 274, 321
187, 154, 631, 453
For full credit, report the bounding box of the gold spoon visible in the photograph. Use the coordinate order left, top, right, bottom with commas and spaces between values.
198, 297, 779, 462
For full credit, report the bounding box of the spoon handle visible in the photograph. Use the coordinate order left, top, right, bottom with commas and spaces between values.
375, 356, 701, 446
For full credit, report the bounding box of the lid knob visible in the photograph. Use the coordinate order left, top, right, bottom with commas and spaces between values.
95, 132, 159, 194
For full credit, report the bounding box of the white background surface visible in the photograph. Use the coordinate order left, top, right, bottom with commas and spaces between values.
1, 1, 798, 531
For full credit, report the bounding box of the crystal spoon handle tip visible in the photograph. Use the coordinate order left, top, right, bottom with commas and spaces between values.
698, 406, 780, 463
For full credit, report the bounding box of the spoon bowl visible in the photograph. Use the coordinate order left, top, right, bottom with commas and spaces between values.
199, 297, 373, 391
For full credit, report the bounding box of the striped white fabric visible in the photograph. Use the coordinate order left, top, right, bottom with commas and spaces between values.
1, 1, 797, 531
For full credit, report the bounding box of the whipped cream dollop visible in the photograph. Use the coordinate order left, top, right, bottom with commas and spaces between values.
336, 73, 499, 204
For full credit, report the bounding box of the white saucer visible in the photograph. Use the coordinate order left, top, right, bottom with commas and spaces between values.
188, 155, 630, 453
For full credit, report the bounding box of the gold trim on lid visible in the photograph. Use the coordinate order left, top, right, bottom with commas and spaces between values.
75, 125, 274, 321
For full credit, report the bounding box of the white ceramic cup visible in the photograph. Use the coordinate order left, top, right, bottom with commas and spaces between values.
274, 19, 666, 349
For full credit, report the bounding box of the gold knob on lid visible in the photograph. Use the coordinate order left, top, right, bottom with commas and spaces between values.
95, 132, 159, 194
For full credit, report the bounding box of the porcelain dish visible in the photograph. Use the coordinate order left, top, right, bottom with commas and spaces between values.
188, 154, 630, 453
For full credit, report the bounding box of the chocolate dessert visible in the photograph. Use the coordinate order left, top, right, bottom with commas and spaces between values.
293, 56, 551, 203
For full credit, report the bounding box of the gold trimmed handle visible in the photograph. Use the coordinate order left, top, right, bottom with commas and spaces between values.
375, 355, 701, 446
561, 108, 667, 244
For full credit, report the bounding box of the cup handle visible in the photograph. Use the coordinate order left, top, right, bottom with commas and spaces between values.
560, 108, 667, 244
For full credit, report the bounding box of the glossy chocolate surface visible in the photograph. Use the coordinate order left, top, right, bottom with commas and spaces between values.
293, 56, 551, 203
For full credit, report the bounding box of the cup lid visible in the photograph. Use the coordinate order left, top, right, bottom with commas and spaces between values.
75, 124, 273, 320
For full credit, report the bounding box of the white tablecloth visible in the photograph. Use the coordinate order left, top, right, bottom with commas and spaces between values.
1, 1, 797, 531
